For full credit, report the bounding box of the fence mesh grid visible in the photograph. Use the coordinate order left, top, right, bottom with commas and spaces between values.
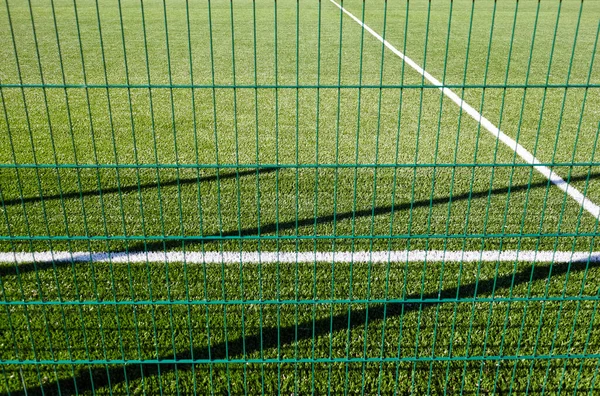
1, 0, 600, 393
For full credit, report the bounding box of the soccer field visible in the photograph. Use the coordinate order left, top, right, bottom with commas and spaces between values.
1, 0, 600, 393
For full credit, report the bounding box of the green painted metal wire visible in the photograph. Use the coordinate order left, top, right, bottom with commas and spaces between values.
1, 0, 599, 394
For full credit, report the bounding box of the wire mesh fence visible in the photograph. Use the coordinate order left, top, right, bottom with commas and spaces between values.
1, 0, 600, 393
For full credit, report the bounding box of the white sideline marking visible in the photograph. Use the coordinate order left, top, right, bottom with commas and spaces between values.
329, 0, 600, 220
1, 250, 600, 264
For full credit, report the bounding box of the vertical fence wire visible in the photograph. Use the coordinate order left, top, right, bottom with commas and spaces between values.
0, 0, 599, 394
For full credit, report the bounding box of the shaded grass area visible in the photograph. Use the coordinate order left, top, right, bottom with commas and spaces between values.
1, 166, 599, 255
2, 258, 600, 394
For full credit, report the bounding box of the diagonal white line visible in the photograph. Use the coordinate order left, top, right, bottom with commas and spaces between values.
329, 0, 600, 220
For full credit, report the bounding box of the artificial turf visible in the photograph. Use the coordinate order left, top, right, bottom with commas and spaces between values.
1, 0, 600, 393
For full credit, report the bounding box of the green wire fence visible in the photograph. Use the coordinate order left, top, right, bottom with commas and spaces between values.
1, 0, 600, 393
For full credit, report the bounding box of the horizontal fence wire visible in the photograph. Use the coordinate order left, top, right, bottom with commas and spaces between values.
2, 162, 600, 169
2, 232, 600, 241
3, 296, 600, 307
6, 354, 600, 366
2, 83, 600, 89
1, 0, 600, 394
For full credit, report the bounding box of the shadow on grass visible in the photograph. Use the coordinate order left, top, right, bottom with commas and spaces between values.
0, 167, 278, 207
127, 170, 600, 252
5, 257, 598, 395
1, 171, 599, 278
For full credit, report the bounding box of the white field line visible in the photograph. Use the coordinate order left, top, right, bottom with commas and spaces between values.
1, 250, 600, 264
329, 0, 600, 220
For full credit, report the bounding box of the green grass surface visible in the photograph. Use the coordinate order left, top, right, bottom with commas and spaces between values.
3, 259, 600, 394
1, 0, 600, 393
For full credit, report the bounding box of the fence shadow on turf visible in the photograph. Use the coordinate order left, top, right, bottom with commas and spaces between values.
0, 167, 278, 208
6, 257, 598, 395
128, 170, 600, 252
2, 171, 599, 278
